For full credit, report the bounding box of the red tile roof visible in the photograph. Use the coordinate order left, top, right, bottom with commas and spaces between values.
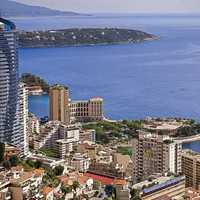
84, 173, 114, 185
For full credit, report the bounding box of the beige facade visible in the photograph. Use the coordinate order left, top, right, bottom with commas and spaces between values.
182, 150, 200, 190
132, 131, 182, 183
49, 85, 70, 124
70, 97, 103, 122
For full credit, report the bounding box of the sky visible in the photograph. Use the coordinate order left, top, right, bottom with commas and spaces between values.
14, 0, 200, 13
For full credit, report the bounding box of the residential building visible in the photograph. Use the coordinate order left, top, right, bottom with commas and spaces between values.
182, 150, 200, 190
114, 179, 130, 200
185, 188, 200, 200
140, 176, 185, 200
41, 186, 54, 200
70, 153, 90, 172
0, 180, 11, 200
77, 143, 97, 160
4, 143, 20, 160
88, 161, 124, 179
33, 121, 60, 150
132, 131, 182, 183
27, 86, 44, 96
0, 167, 45, 200
70, 97, 103, 122
113, 153, 133, 178
79, 129, 96, 143
56, 125, 80, 159
27, 154, 66, 168
0, 18, 21, 149
28, 113, 40, 148
18, 82, 29, 155
49, 84, 70, 124
28, 113, 40, 135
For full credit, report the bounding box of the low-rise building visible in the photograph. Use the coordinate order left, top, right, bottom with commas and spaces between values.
113, 153, 133, 179
114, 179, 130, 200
88, 161, 124, 179
77, 143, 97, 160
4, 143, 20, 160
185, 188, 200, 200
0, 166, 45, 200
79, 129, 96, 143
139, 176, 185, 200
41, 186, 54, 200
70, 153, 90, 172
142, 117, 184, 136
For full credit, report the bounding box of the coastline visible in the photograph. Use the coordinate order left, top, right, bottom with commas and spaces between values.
19, 37, 158, 49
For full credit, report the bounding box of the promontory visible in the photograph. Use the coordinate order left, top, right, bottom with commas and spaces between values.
18, 28, 156, 48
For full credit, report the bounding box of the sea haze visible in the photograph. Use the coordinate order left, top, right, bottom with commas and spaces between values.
14, 14, 200, 120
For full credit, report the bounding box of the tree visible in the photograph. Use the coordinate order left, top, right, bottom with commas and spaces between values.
72, 181, 80, 191
34, 160, 42, 169
61, 185, 71, 194
9, 155, 19, 166
93, 180, 101, 190
3, 160, 11, 169
130, 188, 141, 200
53, 165, 64, 176
0, 143, 5, 162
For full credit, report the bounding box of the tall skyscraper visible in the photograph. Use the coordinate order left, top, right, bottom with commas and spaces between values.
18, 82, 29, 155
0, 18, 20, 147
49, 84, 70, 124
132, 131, 182, 183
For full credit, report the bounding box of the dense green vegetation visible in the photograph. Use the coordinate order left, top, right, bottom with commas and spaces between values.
38, 148, 58, 158
19, 28, 154, 48
117, 146, 132, 156
43, 167, 61, 187
82, 120, 142, 144
176, 120, 200, 137
21, 73, 49, 93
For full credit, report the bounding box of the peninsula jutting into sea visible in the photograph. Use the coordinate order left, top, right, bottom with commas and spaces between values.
18, 28, 156, 48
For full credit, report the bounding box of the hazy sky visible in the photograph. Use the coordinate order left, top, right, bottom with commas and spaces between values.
14, 0, 200, 13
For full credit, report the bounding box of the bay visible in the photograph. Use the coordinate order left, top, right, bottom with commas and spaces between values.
12, 14, 200, 120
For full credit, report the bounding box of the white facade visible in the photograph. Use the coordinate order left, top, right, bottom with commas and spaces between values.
56, 125, 80, 158
19, 82, 29, 155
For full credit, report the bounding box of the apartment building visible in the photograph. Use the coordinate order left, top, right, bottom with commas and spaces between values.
55, 124, 80, 159
49, 85, 70, 124
79, 129, 96, 143
70, 97, 103, 122
18, 82, 29, 155
70, 153, 90, 172
34, 121, 61, 150
182, 150, 200, 190
0, 167, 44, 200
0, 18, 21, 149
132, 131, 182, 183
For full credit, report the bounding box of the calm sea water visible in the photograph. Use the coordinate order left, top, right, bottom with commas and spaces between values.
12, 14, 200, 120
183, 141, 200, 152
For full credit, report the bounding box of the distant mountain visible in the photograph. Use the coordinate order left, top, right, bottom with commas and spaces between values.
0, 0, 80, 17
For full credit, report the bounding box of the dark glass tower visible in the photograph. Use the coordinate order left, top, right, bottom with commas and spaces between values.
0, 18, 20, 147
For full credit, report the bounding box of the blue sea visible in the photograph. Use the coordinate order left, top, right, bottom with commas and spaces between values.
11, 14, 200, 120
